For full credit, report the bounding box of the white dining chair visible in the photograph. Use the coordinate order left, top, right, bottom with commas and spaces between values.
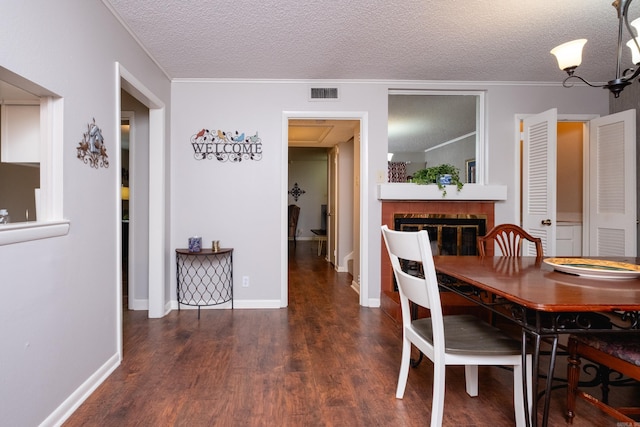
381, 225, 532, 427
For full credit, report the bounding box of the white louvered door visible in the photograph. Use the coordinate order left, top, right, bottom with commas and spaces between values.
588, 110, 637, 256
522, 108, 557, 256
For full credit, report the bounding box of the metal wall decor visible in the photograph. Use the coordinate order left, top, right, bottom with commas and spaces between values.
77, 118, 109, 168
190, 128, 262, 162
288, 182, 306, 201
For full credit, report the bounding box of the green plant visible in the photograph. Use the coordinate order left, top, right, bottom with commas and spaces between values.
412, 164, 464, 197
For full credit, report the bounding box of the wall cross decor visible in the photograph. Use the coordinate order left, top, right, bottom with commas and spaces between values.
288, 182, 306, 201
190, 128, 262, 162
77, 118, 109, 169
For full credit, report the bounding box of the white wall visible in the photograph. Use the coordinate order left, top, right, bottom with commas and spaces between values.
287, 148, 328, 239
171, 80, 609, 309
171, 81, 389, 306
557, 122, 584, 221
0, 1, 171, 426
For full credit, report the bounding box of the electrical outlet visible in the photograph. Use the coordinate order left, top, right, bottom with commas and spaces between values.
242, 276, 250, 287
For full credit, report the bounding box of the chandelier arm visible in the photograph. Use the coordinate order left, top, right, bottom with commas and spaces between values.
562, 75, 605, 89
614, 0, 633, 78
621, 0, 634, 19
622, 65, 640, 81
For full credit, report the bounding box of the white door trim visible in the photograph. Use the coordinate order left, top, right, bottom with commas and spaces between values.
116, 63, 166, 340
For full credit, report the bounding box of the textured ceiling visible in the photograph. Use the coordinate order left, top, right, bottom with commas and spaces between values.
104, 0, 640, 83
101, 0, 640, 151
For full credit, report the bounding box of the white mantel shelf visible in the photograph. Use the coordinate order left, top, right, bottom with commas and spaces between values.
377, 183, 507, 201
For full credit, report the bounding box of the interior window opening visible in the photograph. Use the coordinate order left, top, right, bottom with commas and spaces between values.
0, 65, 64, 241
387, 89, 485, 185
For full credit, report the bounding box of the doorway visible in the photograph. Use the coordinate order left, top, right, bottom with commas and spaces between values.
519, 114, 592, 256
121, 113, 133, 309
282, 112, 367, 307
518, 111, 637, 257
116, 63, 166, 360
120, 91, 152, 315
287, 124, 355, 269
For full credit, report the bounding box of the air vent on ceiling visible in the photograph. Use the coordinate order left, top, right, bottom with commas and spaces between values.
309, 87, 339, 101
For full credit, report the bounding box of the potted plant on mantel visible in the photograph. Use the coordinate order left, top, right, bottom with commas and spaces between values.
411, 163, 464, 197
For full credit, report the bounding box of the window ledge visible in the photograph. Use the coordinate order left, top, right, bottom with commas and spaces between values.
0, 220, 70, 246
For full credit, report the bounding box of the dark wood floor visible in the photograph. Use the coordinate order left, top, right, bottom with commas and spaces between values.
65, 241, 636, 426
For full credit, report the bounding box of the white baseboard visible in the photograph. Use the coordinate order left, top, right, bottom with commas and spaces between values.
334, 264, 348, 273
366, 298, 381, 308
129, 298, 148, 311
39, 353, 120, 427
351, 280, 360, 294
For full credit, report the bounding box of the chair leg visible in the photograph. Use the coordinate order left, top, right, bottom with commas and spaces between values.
464, 365, 479, 397
395, 336, 412, 399
431, 359, 446, 427
526, 355, 533, 419
512, 361, 529, 427
566, 340, 580, 424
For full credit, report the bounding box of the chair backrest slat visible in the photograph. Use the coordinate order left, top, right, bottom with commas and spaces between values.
381, 225, 444, 335
478, 223, 543, 257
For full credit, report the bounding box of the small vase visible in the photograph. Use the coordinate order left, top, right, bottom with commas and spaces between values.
438, 174, 452, 185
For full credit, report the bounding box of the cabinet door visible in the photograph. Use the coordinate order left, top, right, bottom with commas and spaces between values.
1, 104, 40, 163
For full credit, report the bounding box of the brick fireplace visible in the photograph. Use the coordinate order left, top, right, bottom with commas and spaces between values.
381, 200, 496, 322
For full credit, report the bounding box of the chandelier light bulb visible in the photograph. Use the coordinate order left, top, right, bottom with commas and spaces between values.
627, 38, 640, 64
550, 39, 587, 73
631, 17, 640, 34
628, 18, 640, 64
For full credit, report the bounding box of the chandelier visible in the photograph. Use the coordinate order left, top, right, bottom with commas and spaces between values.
550, 0, 640, 98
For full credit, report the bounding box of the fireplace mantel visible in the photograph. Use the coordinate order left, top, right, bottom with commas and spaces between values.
377, 183, 507, 201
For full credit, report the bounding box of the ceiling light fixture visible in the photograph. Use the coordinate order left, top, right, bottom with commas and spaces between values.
550, 0, 640, 98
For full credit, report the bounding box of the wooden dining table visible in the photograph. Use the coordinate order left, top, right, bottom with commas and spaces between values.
432, 255, 640, 427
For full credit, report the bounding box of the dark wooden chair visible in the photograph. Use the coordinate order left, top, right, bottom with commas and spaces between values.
477, 224, 544, 328
477, 223, 543, 257
288, 204, 300, 247
567, 333, 640, 424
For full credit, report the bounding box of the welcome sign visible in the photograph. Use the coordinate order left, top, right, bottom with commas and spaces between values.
190, 128, 262, 162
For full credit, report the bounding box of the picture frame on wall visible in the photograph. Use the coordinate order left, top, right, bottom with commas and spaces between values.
466, 159, 476, 183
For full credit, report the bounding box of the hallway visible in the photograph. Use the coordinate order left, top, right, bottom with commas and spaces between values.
65, 242, 629, 426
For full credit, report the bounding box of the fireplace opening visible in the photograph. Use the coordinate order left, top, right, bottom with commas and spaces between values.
391, 213, 487, 293
394, 213, 487, 256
